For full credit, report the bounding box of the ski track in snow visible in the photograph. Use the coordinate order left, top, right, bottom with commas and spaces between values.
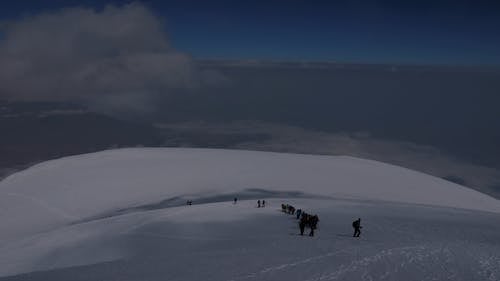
228, 250, 349, 281
306, 245, 454, 281
229, 245, 461, 281
226, 239, 500, 281
478, 255, 500, 281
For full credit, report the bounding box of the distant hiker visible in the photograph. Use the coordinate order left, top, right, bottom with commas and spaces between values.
262, 200, 266, 207
301, 212, 307, 220
352, 218, 362, 237
299, 215, 307, 235
311, 215, 319, 228
234, 197, 238, 204
296, 209, 302, 219
282, 204, 287, 212
309, 215, 319, 237
257, 200, 261, 208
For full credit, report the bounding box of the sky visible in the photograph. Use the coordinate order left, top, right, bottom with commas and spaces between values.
1, 0, 500, 65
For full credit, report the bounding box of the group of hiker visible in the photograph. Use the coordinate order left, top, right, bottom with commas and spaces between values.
299, 211, 319, 236
281, 204, 319, 237
190, 198, 363, 238
281, 203, 362, 238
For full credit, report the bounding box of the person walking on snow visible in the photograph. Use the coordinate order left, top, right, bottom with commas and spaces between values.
309, 215, 319, 237
352, 218, 362, 237
296, 209, 302, 219
233, 197, 238, 204
299, 215, 307, 235
262, 200, 265, 207
257, 200, 261, 208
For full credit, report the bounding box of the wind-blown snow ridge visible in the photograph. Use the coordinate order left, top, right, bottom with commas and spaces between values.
0, 147, 498, 242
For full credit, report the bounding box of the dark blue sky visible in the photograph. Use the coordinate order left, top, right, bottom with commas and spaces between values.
1, 0, 500, 65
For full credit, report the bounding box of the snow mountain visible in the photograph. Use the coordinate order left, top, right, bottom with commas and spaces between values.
0, 148, 499, 281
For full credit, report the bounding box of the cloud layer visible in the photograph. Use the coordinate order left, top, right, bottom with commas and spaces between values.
0, 3, 212, 113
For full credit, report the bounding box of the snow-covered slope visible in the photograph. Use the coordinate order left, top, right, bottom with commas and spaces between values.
0, 148, 499, 280
1, 198, 500, 280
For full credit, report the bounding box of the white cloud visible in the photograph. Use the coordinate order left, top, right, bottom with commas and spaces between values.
0, 3, 218, 113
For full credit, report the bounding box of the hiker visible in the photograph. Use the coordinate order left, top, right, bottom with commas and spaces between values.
234, 197, 238, 204
299, 215, 307, 235
262, 200, 266, 207
301, 212, 308, 220
296, 209, 302, 219
309, 215, 319, 237
352, 218, 362, 237
282, 204, 287, 212
257, 200, 261, 208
